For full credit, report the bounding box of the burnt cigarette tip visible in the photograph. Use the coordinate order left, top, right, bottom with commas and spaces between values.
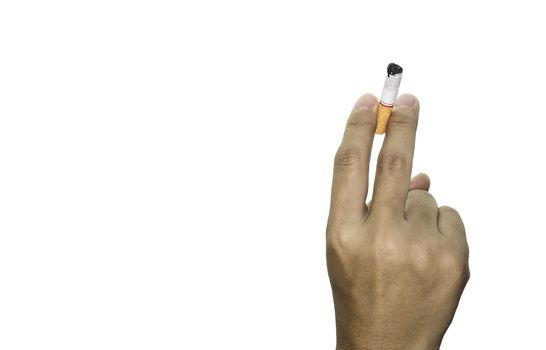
387, 63, 403, 77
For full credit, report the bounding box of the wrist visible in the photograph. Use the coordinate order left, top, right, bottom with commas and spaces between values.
335, 331, 440, 350
332, 305, 442, 350
336, 342, 439, 350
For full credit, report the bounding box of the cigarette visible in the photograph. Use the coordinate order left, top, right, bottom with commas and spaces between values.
376, 63, 403, 134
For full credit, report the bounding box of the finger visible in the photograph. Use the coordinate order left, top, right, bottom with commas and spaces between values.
366, 173, 430, 213
438, 206, 466, 238
405, 189, 438, 224
409, 173, 430, 191
438, 206, 469, 257
370, 94, 420, 218
330, 93, 378, 224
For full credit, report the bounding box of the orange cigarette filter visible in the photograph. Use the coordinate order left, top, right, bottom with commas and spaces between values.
375, 63, 403, 134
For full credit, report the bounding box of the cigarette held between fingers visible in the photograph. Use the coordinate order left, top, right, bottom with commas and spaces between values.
376, 63, 403, 134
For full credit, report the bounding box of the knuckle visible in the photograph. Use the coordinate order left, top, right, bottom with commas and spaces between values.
462, 241, 470, 259
407, 190, 438, 208
390, 109, 418, 128
377, 152, 408, 174
346, 111, 376, 129
439, 206, 466, 232
408, 189, 434, 200
334, 147, 365, 170
440, 206, 462, 220
409, 247, 433, 275
464, 265, 471, 282
438, 250, 468, 279
326, 231, 360, 267
372, 235, 406, 264
326, 231, 350, 253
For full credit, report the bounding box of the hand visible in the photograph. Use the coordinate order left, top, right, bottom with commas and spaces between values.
326, 93, 469, 350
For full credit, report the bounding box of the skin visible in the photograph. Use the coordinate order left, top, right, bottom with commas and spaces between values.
326, 93, 470, 350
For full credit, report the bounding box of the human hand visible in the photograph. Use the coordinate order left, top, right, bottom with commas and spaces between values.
326, 94, 469, 350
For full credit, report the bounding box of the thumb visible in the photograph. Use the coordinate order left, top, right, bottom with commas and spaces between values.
409, 173, 431, 191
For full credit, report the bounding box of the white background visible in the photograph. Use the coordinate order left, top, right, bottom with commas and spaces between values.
1, 1, 545, 349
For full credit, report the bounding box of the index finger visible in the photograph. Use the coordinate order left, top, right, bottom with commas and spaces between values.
369, 94, 420, 218
329, 93, 378, 225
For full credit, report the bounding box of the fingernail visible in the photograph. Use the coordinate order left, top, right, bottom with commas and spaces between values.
396, 94, 416, 108
353, 93, 377, 111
